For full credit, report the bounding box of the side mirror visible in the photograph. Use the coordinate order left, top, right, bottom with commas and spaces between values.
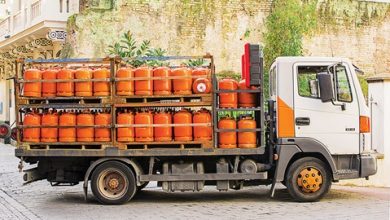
317, 72, 334, 103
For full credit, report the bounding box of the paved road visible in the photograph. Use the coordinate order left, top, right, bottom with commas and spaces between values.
0, 143, 389, 220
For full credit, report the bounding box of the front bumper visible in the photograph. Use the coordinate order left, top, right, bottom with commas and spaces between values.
360, 153, 377, 178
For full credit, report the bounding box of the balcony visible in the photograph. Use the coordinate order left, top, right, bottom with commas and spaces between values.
0, 0, 79, 45
0, 17, 10, 38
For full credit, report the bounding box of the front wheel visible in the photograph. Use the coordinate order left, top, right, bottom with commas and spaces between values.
285, 157, 331, 202
91, 161, 137, 205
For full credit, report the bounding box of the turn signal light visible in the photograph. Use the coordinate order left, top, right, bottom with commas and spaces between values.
359, 116, 370, 133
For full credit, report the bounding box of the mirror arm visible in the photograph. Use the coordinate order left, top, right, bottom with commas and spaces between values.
331, 100, 346, 111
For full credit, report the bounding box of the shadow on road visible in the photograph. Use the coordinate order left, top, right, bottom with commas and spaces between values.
48, 185, 370, 206
53, 187, 299, 205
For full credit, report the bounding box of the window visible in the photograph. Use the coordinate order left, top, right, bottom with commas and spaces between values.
297, 66, 327, 98
269, 66, 276, 97
335, 66, 352, 102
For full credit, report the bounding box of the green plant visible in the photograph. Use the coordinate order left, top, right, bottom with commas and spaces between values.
262, 0, 317, 99
217, 70, 241, 81
107, 31, 167, 67
184, 59, 205, 67
263, 0, 317, 69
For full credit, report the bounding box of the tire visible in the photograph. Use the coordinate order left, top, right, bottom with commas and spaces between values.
137, 181, 149, 191
91, 161, 137, 205
285, 157, 331, 202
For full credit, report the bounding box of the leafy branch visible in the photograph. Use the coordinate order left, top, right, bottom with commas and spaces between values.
107, 31, 168, 67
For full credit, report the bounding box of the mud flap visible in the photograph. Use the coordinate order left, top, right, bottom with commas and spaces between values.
269, 144, 301, 198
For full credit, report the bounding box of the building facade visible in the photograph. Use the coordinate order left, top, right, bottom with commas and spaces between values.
0, 0, 79, 125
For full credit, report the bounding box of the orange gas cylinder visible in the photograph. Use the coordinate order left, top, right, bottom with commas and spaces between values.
24, 69, 42, 97
57, 69, 74, 97
75, 68, 93, 96
59, 111, 76, 142
77, 111, 94, 142
134, 67, 153, 95
192, 67, 210, 81
218, 117, 237, 148
41, 110, 58, 142
42, 69, 57, 97
93, 68, 110, 96
116, 67, 134, 96
23, 112, 41, 142
193, 78, 211, 94
95, 111, 111, 142
238, 80, 257, 107
193, 109, 212, 141
117, 110, 134, 142
218, 78, 238, 108
135, 111, 153, 142
154, 111, 172, 142
171, 67, 192, 95
238, 116, 256, 148
153, 67, 171, 95
173, 109, 193, 141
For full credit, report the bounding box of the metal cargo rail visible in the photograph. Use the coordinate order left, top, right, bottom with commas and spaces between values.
14, 55, 264, 157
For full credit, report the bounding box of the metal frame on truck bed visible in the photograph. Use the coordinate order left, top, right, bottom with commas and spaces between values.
14, 55, 264, 157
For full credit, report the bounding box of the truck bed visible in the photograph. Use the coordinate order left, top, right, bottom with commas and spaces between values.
14, 56, 264, 159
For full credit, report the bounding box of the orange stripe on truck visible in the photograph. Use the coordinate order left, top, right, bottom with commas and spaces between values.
277, 97, 295, 138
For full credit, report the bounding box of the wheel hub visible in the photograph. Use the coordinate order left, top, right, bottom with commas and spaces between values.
108, 178, 119, 189
98, 169, 128, 199
297, 167, 323, 193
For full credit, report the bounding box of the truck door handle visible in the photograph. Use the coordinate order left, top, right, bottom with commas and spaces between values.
296, 117, 310, 126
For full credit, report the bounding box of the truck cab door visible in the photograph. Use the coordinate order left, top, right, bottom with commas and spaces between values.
293, 63, 360, 155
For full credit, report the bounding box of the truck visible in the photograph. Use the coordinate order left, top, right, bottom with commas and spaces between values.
0, 44, 377, 204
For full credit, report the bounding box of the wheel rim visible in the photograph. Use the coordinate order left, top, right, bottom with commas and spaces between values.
97, 168, 128, 200
297, 167, 323, 193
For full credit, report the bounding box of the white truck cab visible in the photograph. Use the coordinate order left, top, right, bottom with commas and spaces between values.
269, 57, 377, 201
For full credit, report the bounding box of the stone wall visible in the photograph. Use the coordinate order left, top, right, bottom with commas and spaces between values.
68, 0, 390, 74
304, 0, 390, 75
68, 0, 272, 72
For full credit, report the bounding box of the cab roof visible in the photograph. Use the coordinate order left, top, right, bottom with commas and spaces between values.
274, 56, 351, 63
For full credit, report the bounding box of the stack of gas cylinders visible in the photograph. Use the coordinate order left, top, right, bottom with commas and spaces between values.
218, 115, 257, 149
23, 67, 111, 97
22, 109, 111, 143
217, 78, 258, 148
115, 67, 212, 96
218, 78, 258, 108
116, 108, 212, 142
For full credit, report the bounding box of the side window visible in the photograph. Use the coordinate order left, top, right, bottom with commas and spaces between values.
269, 66, 276, 97
335, 66, 352, 102
297, 66, 327, 98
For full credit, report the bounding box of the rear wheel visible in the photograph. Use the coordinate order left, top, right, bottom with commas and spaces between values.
91, 161, 137, 205
285, 157, 331, 202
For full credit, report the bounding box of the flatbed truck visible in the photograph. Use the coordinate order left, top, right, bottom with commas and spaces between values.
0, 45, 377, 204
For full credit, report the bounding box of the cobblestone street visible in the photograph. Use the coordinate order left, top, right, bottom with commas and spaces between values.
0, 143, 389, 220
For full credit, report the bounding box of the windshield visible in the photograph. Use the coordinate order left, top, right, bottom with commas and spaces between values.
353, 64, 368, 99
